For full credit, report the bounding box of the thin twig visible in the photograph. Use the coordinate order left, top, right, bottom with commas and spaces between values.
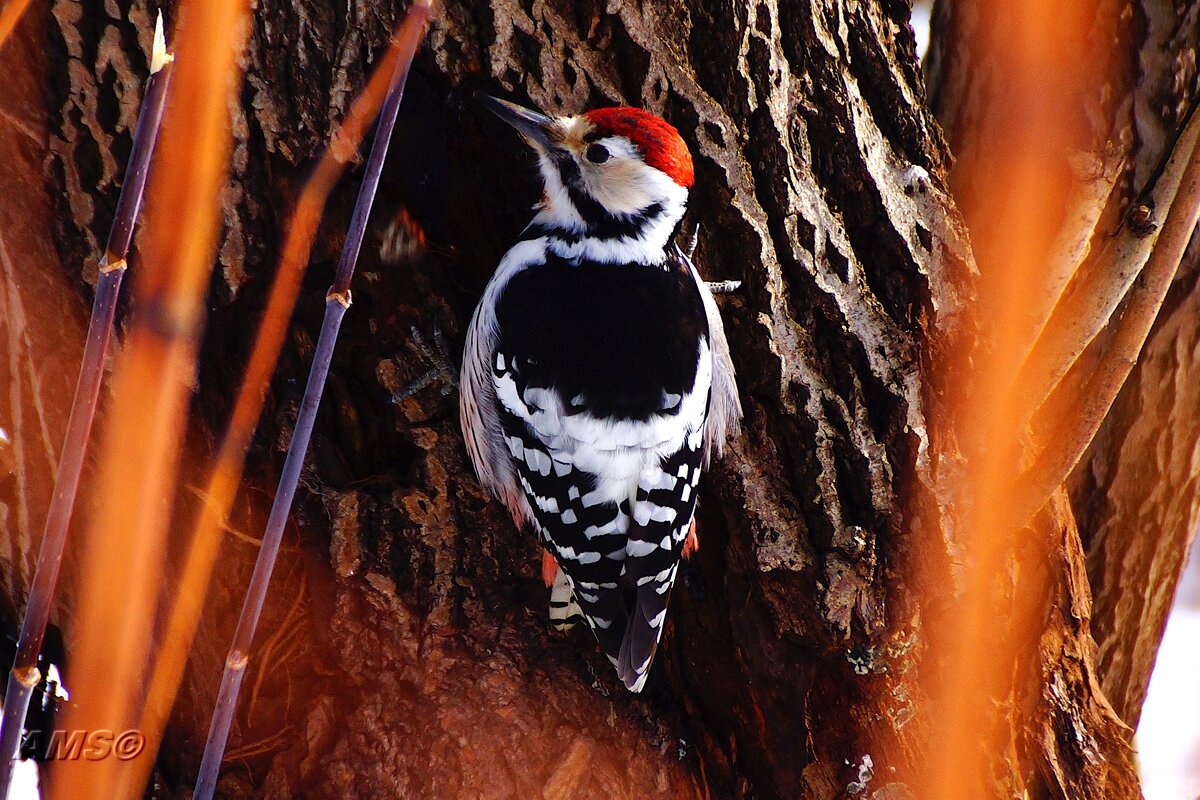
193, 4, 433, 797
184, 486, 284, 547
0, 16, 171, 800
1011, 123, 1200, 527
246, 573, 306, 726
124, 7, 437, 796
222, 724, 294, 763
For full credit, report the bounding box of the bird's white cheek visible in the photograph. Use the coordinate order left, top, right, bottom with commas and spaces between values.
592, 184, 650, 215
583, 164, 655, 215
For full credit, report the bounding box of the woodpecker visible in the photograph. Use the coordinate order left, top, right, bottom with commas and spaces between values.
460, 97, 741, 692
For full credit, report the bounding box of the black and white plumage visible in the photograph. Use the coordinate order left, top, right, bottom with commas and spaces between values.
460, 98, 740, 692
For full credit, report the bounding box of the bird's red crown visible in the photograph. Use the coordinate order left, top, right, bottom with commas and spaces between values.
583, 107, 694, 189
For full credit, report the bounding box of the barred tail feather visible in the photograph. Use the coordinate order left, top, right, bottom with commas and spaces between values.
548, 568, 584, 631
616, 573, 676, 692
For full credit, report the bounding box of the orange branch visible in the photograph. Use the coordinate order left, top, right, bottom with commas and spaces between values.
0, 0, 31, 52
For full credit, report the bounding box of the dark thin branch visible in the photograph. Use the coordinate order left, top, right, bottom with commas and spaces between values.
0, 16, 171, 798
192, 3, 432, 797
124, 6, 439, 793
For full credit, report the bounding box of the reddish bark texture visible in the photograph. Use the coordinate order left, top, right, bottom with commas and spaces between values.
929, 0, 1200, 794
0, 4, 89, 625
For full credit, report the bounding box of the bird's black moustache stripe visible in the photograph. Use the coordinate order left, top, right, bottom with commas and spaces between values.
552, 150, 581, 187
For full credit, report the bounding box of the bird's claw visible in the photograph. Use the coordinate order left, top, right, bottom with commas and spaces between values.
705, 280, 742, 294
390, 324, 458, 403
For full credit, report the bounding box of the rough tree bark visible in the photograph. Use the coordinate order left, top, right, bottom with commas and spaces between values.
0, 4, 88, 627
2, 0, 1191, 798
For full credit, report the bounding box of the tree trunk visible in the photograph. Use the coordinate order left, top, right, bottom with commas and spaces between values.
0, 3, 89, 628
8, 0, 1190, 797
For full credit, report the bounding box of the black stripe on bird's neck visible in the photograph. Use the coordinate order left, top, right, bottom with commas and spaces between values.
521, 200, 667, 245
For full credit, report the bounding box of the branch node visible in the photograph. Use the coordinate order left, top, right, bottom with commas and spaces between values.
99, 256, 128, 274
326, 288, 352, 308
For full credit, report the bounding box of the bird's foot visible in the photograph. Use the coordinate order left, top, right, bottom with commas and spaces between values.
682, 220, 701, 260
390, 324, 458, 403
676, 223, 742, 295
705, 279, 742, 294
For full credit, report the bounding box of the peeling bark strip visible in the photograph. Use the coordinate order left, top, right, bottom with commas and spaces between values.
27, 0, 1171, 798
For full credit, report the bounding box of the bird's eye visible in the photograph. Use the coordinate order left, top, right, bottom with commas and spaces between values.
585, 143, 610, 164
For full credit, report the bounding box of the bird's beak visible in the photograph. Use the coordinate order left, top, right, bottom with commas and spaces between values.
482, 95, 556, 151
